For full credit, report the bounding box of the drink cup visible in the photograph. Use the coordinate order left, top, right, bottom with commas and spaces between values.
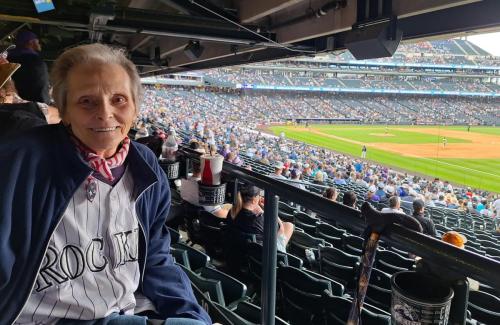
201, 154, 224, 185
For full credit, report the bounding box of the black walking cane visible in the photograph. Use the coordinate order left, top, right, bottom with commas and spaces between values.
347, 203, 422, 325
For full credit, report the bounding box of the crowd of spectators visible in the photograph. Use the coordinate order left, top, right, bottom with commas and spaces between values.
140, 85, 499, 126
136, 85, 500, 227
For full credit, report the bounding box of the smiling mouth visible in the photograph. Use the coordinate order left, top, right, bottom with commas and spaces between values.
91, 127, 120, 132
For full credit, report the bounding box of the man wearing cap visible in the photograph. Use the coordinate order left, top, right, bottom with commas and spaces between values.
7, 30, 50, 104
270, 161, 287, 179
412, 199, 437, 237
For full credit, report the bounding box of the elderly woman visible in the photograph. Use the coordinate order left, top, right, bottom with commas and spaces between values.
0, 44, 210, 324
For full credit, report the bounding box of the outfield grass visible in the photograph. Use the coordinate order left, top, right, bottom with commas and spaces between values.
313, 126, 468, 144
269, 125, 500, 193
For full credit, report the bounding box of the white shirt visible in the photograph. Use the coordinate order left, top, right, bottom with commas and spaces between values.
17, 168, 142, 324
381, 207, 406, 214
493, 199, 500, 218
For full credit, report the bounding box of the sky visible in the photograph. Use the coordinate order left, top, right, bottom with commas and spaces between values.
464, 32, 500, 56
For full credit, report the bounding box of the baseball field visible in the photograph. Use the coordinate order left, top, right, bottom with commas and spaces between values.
268, 125, 500, 193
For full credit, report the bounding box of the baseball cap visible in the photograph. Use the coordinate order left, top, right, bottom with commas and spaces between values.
15, 30, 38, 46
274, 161, 284, 169
442, 231, 467, 249
240, 185, 261, 199
291, 169, 301, 179
413, 199, 425, 211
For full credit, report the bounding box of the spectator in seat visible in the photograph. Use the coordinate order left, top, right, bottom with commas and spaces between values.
230, 185, 294, 252
381, 196, 405, 214
366, 186, 380, 203
342, 191, 358, 208
333, 172, 347, 185
290, 169, 306, 190
323, 187, 338, 201
0, 44, 210, 324
412, 199, 437, 237
7, 30, 50, 104
375, 182, 388, 202
0, 58, 59, 138
434, 194, 447, 207
270, 161, 287, 179
225, 150, 243, 166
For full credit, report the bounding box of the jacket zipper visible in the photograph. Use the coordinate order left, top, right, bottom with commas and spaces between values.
134, 181, 157, 289
11, 182, 87, 325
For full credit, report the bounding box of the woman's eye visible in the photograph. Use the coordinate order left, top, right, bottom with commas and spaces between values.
113, 95, 127, 104
78, 98, 93, 106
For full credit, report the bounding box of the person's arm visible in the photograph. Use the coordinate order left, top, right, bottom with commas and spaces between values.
141, 158, 211, 324
428, 219, 437, 238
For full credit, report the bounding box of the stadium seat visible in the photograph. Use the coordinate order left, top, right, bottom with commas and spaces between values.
317, 222, 347, 237
342, 233, 364, 256
167, 226, 182, 244
277, 265, 332, 324
170, 247, 191, 269
294, 211, 318, 226
190, 283, 233, 325
224, 227, 257, 275
301, 268, 345, 297
322, 295, 391, 325
365, 268, 392, 311
376, 250, 415, 274
178, 264, 226, 306
173, 242, 211, 272
279, 201, 296, 214
198, 212, 226, 257
288, 230, 330, 268
468, 290, 500, 324
278, 210, 295, 223
465, 246, 486, 256
234, 301, 290, 325
212, 302, 255, 325
245, 242, 303, 299
318, 246, 360, 291
316, 223, 346, 248
200, 266, 248, 310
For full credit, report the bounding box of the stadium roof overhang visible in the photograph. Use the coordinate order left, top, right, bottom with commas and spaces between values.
0, 0, 499, 76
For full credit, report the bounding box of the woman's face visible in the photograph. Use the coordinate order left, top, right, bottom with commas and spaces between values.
63, 63, 136, 158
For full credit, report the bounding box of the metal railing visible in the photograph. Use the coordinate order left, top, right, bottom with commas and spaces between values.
179, 146, 500, 324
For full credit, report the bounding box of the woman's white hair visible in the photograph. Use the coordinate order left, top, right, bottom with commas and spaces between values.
50, 43, 143, 117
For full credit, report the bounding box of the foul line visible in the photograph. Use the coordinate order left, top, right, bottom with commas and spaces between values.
417, 156, 500, 178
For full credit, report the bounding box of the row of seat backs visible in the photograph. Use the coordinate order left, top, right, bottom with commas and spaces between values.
277, 265, 390, 325
467, 290, 500, 325
178, 263, 248, 310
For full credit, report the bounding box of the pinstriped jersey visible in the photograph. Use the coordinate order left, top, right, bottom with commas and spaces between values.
16, 167, 141, 324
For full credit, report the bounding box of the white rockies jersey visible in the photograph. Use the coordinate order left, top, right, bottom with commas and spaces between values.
16, 167, 141, 324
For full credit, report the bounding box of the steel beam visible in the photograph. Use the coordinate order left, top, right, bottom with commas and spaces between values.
273, 0, 356, 44
397, 0, 500, 40
238, 0, 303, 24
394, 0, 480, 19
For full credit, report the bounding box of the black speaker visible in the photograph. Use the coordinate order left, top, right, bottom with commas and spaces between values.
345, 20, 402, 60
184, 41, 204, 60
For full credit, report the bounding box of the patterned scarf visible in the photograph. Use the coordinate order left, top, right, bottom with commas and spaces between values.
71, 134, 130, 202
72, 136, 131, 182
